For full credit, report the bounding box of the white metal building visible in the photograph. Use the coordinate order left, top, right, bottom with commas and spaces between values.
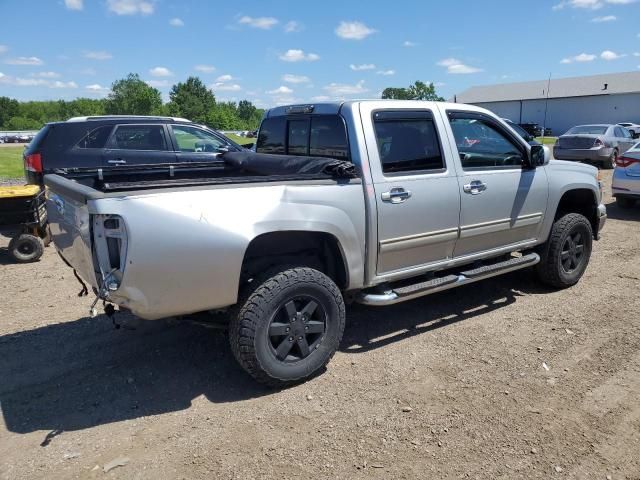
454, 71, 640, 136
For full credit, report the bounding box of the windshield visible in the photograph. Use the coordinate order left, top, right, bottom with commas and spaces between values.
566, 125, 607, 135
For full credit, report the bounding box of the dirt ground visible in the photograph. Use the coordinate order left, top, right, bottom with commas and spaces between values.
1, 171, 639, 479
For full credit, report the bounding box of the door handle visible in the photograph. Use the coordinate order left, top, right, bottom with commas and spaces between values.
381, 187, 412, 204
463, 180, 487, 195
107, 159, 127, 165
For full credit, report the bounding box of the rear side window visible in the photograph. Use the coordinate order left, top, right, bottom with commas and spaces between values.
76, 125, 113, 149
373, 111, 444, 174
111, 125, 168, 151
257, 117, 286, 154
257, 115, 349, 160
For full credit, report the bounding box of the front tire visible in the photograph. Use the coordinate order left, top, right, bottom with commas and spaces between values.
536, 213, 593, 288
229, 267, 345, 387
8, 234, 43, 263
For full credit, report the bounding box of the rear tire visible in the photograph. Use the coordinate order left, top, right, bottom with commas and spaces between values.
603, 149, 617, 170
8, 234, 44, 263
616, 197, 636, 209
229, 267, 345, 387
536, 213, 593, 288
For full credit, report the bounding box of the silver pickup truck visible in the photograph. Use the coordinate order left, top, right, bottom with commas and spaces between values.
45, 100, 607, 386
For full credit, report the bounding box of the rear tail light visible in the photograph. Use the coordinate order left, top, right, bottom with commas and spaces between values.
594, 138, 604, 148
616, 156, 640, 168
24, 152, 42, 172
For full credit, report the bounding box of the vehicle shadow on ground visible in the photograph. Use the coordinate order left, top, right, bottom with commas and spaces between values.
605, 200, 640, 222
0, 271, 546, 438
341, 270, 547, 354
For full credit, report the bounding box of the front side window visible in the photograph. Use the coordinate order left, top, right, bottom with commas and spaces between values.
111, 125, 168, 151
77, 125, 113, 149
172, 125, 227, 152
373, 111, 444, 174
449, 114, 524, 169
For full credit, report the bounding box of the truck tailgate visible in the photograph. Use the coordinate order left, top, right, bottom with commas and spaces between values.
45, 175, 99, 287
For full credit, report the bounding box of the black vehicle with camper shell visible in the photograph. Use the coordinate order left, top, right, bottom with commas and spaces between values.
23, 115, 244, 185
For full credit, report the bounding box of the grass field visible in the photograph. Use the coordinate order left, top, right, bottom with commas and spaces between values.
0, 147, 24, 179
224, 133, 256, 146
535, 136, 557, 145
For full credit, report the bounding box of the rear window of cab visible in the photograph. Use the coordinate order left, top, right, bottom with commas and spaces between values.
257, 115, 349, 160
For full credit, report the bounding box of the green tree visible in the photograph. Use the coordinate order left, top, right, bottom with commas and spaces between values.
382, 81, 444, 101
0, 97, 20, 127
207, 102, 243, 130
167, 76, 215, 123
104, 73, 162, 115
4, 116, 42, 130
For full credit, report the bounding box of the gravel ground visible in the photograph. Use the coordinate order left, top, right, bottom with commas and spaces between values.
1, 171, 639, 479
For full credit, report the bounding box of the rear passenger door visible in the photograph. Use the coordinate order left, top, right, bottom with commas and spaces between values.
103, 124, 176, 166
444, 111, 548, 257
360, 105, 462, 276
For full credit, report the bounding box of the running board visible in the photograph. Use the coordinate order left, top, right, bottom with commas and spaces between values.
357, 253, 540, 306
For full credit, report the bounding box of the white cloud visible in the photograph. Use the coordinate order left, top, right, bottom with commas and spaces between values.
169, 17, 184, 27
51, 80, 78, 88
149, 66, 173, 77
194, 64, 216, 73
350, 63, 376, 71
0, 74, 78, 89
560, 52, 597, 63
211, 82, 242, 91
107, 0, 154, 15
282, 73, 310, 84
279, 49, 320, 62
311, 95, 331, 102
377, 69, 395, 76
85, 84, 110, 96
80, 67, 96, 75
284, 20, 302, 33
437, 58, 482, 74
145, 79, 170, 88
5, 56, 43, 66
335, 21, 377, 40
323, 80, 368, 96
601, 49, 625, 60
633, 52, 640, 56
30, 71, 60, 78
267, 85, 293, 94
64, 0, 83, 10
591, 15, 616, 21
554, 0, 636, 8
84, 50, 112, 60
0, 45, 8, 54
403, 41, 417, 47
238, 16, 278, 29
216, 74, 234, 82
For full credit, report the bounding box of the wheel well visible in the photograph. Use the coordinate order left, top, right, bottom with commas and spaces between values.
240, 231, 348, 289
555, 189, 598, 234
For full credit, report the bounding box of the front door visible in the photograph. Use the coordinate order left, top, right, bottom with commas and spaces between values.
445, 111, 549, 257
361, 105, 461, 276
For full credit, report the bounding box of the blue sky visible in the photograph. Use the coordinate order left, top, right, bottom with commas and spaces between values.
0, 0, 639, 107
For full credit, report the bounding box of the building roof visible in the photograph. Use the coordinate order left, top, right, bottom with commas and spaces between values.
455, 71, 640, 104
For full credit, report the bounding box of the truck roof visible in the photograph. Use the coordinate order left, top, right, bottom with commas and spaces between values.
264, 100, 481, 118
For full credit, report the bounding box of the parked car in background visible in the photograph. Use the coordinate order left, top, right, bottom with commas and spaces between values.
3, 135, 21, 144
23, 115, 244, 185
612, 141, 640, 208
554, 124, 636, 169
618, 122, 640, 139
503, 119, 540, 145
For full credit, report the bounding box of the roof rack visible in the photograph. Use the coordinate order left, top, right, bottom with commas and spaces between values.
66, 115, 191, 123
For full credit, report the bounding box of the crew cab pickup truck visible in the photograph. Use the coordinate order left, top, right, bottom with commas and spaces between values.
45, 101, 607, 386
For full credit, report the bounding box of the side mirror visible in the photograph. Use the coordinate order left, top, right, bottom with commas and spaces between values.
528, 144, 547, 167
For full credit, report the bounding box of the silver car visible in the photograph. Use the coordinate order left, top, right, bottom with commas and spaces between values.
612, 141, 640, 208
618, 122, 640, 139
554, 124, 636, 169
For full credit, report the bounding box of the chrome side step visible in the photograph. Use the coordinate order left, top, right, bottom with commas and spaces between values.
357, 253, 540, 306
